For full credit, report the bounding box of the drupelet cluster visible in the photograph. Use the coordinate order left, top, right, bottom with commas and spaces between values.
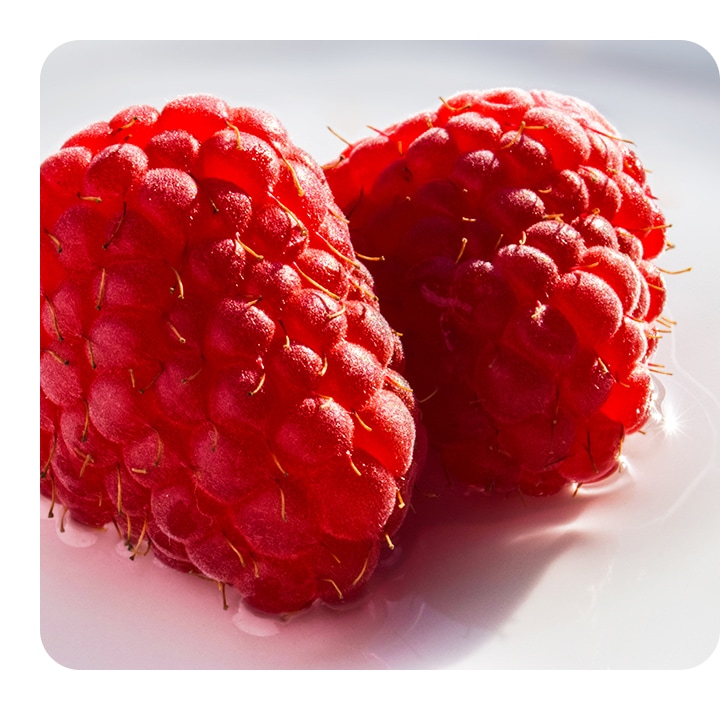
325, 88, 670, 496
41, 88, 677, 615
40, 95, 423, 614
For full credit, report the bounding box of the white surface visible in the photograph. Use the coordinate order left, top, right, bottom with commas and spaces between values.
39, 40, 720, 672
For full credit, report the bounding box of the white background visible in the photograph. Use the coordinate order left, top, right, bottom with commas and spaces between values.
9, 23, 720, 710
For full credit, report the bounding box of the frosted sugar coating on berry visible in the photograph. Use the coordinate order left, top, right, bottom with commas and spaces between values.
325, 87, 673, 496
40, 94, 424, 614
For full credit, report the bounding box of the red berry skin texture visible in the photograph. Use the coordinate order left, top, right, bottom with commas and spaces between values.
325, 88, 670, 496
40, 95, 425, 615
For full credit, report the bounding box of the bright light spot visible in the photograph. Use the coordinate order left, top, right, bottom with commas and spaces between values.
659, 399, 687, 438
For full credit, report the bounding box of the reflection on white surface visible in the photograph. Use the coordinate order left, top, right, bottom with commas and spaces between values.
43, 500, 101, 549
39, 357, 719, 669
232, 605, 284, 638
39, 40, 720, 671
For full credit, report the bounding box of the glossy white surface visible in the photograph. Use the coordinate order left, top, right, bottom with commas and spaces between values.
39, 40, 720, 673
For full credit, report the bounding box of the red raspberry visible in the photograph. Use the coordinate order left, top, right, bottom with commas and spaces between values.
40, 95, 424, 614
325, 88, 671, 496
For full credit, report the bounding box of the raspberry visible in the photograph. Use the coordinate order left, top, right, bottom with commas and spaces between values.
40, 94, 425, 614
325, 88, 672, 496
